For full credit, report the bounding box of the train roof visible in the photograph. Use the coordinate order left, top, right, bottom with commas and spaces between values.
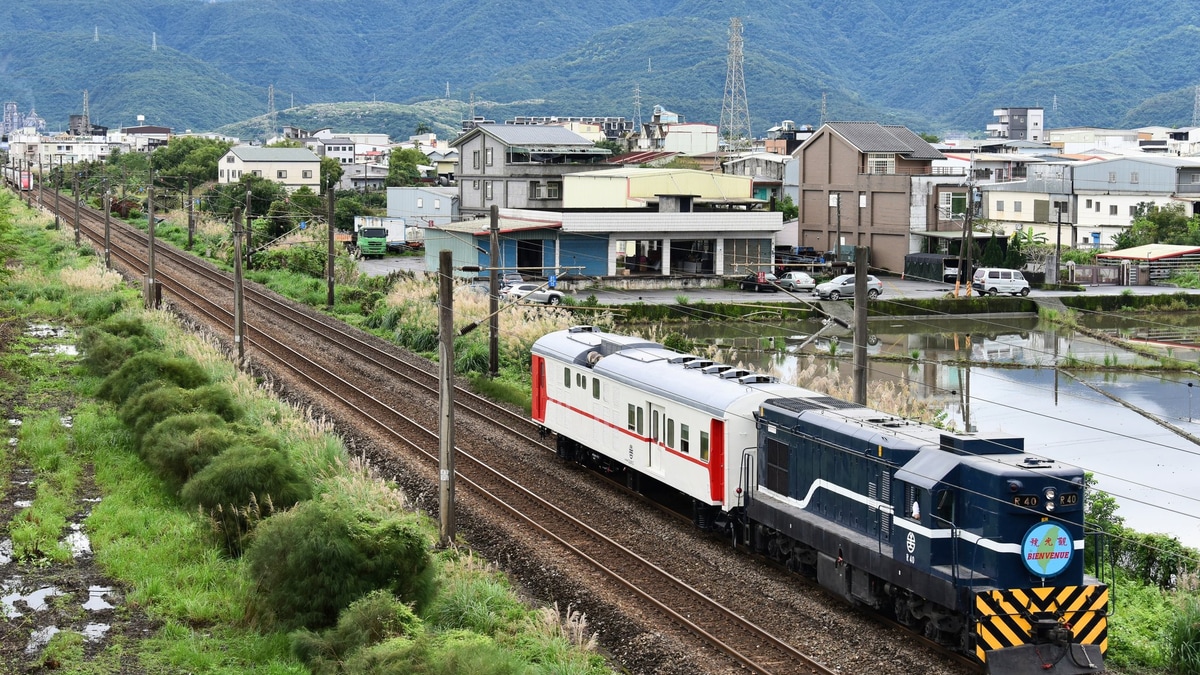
533, 327, 806, 417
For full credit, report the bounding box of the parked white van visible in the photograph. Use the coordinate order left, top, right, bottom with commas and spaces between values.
972, 268, 1030, 296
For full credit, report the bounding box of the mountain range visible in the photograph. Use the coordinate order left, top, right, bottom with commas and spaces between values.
4, 0, 1200, 142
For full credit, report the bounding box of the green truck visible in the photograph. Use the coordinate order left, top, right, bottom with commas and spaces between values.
352, 225, 388, 258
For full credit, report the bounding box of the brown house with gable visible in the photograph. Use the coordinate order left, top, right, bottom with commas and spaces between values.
794, 121, 961, 272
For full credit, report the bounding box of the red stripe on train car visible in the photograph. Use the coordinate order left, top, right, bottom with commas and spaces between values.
710, 419, 725, 502
531, 355, 547, 422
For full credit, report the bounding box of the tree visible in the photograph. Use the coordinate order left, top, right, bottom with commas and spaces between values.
776, 194, 799, 221
594, 139, 623, 156
150, 136, 234, 185
980, 236, 1005, 267
918, 132, 940, 143
414, 122, 432, 136
386, 148, 427, 187
320, 157, 344, 192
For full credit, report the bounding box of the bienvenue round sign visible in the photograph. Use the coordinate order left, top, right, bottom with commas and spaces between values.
1021, 521, 1074, 578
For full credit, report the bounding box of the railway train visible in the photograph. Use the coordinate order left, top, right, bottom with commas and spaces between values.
532, 326, 1108, 675
2, 164, 34, 191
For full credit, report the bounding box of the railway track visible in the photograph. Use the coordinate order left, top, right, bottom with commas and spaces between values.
27, 188, 847, 675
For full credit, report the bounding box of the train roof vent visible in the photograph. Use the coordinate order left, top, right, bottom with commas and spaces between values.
568, 326, 599, 334
1022, 456, 1055, 468
683, 359, 714, 370
739, 374, 778, 384
668, 355, 697, 365
765, 397, 826, 412
809, 396, 866, 410
701, 364, 732, 375
719, 369, 752, 380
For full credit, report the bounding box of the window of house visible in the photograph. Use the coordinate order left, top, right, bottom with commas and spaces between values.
417, 198, 423, 208
226, 156, 234, 163
219, 169, 225, 178
472, 150, 480, 169
277, 170, 287, 179
1130, 172, 1139, 184
1129, 205, 1137, 216
434, 199, 441, 210
564, 368, 570, 388
592, 378, 600, 400
473, 180, 480, 189
866, 153, 895, 175
302, 170, 312, 179
547, 182, 562, 199
1085, 199, 1093, 208
1192, 174, 1200, 184
530, 181, 543, 199
680, 424, 690, 453
485, 147, 493, 166
1110, 205, 1118, 215
1108, 171, 1117, 183
252, 170, 262, 177
1014, 201, 1022, 213
485, 182, 493, 200
1095, 202, 1101, 212
995, 201, 1004, 212
700, 431, 710, 462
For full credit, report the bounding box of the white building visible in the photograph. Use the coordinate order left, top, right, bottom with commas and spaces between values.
217, 146, 322, 193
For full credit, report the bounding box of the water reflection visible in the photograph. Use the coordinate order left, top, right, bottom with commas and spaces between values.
674, 315, 1200, 548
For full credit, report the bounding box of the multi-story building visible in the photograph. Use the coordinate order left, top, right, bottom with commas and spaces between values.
793, 121, 955, 271
987, 107, 1045, 142
450, 124, 609, 217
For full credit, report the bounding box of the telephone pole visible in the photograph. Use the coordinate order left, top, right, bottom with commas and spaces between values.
489, 205, 500, 378
438, 250, 457, 547
232, 207, 246, 366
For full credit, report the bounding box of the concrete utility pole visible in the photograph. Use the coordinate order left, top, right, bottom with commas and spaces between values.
72, 166, 80, 247
437, 250, 456, 547
829, 192, 842, 264
327, 186, 336, 307
187, 179, 195, 250
489, 205, 500, 378
145, 173, 159, 309
244, 190, 253, 268
103, 180, 111, 269
53, 156, 61, 230
1054, 200, 1064, 286
232, 207, 246, 366
852, 246, 869, 406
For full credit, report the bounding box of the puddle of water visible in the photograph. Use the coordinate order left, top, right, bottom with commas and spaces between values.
14, 500, 32, 509
6, 419, 19, 427
0, 539, 11, 565
60, 415, 73, 428
82, 623, 110, 642
25, 586, 64, 611
33, 345, 79, 357
25, 325, 69, 339
64, 524, 91, 558
7, 438, 16, 447
1, 583, 63, 618
24, 626, 59, 654
83, 586, 115, 611
82, 497, 101, 503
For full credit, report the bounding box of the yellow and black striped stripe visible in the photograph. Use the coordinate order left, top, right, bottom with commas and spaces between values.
973, 584, 1108, 663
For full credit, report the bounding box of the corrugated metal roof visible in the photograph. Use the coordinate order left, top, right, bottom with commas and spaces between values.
825, 121, 944, 160
229, 146, 320, 162
1097, 244, 1200, 260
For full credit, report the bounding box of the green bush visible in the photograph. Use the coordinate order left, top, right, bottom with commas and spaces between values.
427, 576, 525, 636
245, 492, 436, 631
180, 443, 309, 514
78, 329, 158, 376
69, 290, 128, 322
140, 412, 237, 488
397, 323, 439, 353
97, 352, 210, 403
453, 339, 489, 375
118, 383, 242, 441
344, 630, 528, 675
291, 590, 423, 672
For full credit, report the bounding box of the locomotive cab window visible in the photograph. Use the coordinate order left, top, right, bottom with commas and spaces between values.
933, 489, 955, 528
700, 431, 710, 462
905, 484, 922, 520
592, 378, 600, 400
564, 368, 571, 388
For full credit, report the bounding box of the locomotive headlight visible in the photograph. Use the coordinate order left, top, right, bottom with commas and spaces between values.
1045, 501, 1055, 512
1043, 487, 1057, 502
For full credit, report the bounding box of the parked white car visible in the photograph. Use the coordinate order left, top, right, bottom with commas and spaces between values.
501, 283, 565, 305
971, 268, 1030, 296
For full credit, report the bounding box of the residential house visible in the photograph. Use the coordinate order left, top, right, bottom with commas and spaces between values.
639, 105, 719, 154
987, 107, 1045, 142
450, 124, 610, 217
793, 121, 953, 271
764, 120, 816, 155
722, 152, 789, 201
1070, 155, 1200, 248
217, 146, 322, 193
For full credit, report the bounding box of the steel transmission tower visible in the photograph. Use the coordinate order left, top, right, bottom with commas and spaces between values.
82, 90, 90, 135
719, 18, 751, 152
1192, 86, 1200, 127
633, 83, 642, 129
265, 84, 277, 141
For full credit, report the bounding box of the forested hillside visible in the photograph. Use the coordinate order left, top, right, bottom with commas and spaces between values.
3, 0, 1200, 139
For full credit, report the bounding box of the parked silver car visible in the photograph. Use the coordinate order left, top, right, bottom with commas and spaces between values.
813, 274, 883, 300
777, 271, 816, 292
501, 283, 565, 305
